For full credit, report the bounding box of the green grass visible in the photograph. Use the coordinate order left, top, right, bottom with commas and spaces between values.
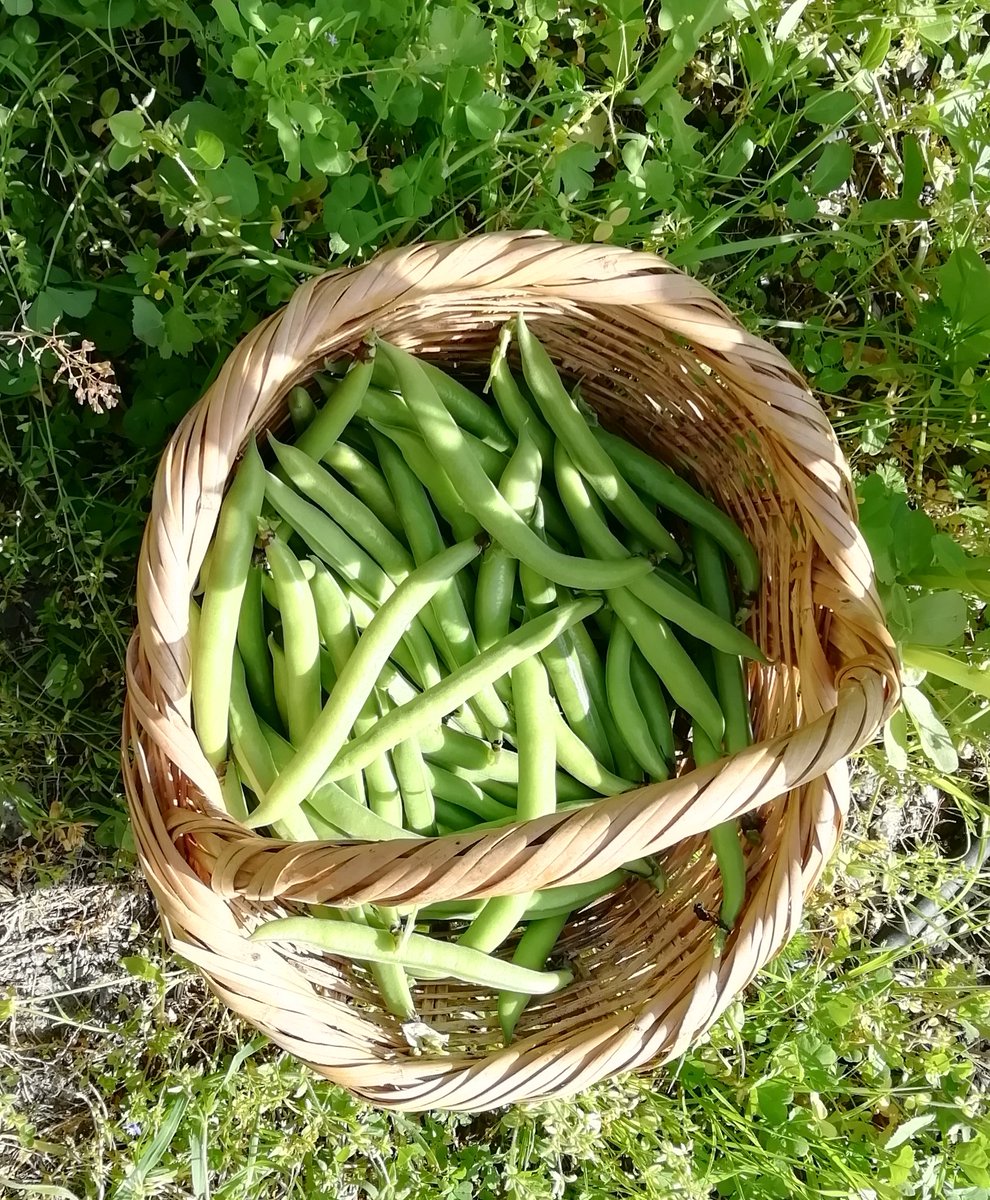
1, 0, 989, 1196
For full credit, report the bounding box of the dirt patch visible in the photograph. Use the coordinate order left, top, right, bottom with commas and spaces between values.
0, 840, 157, 1162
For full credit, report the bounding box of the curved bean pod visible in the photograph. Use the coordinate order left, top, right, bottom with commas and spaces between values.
262, 724, 413, 843
372, 430, 509, 737
487, 336, 554, 462
321, 440, 403, 537
265, 535, 322, 746
459, 656, 556, 953
497, 913, 570, 1043
270, 436, 413, 581
245, 539, 483, 829
605, 621, 670, 781
193, 440, 265, 768
324, 597, 602, 782
392, 738, 436, 836
292, 352, 375, 463
608, 587, 724, 745
554, 443, 762, 660
366, 420, 480, 543
516, 314, 681, 562
692, 724, 746, 954
594, 426, 761, 596
378, 340, 653, 592
629, 645, 675, 763
251, 916, 572, 995
371, 355, 513, 450
236, 563, 280, 729
553, 712, 638, 795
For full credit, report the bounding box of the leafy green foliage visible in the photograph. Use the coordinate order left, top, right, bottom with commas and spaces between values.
1, 1, 989, 1194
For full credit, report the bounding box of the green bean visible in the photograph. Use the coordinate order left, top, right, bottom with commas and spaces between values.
368, 408, 509, 482
567, 619, 640, 782
516, 314, 681, 562
288, 385, 317, 433
553, 712, 638, 795
237, 564, 281, 729
428, 768, 518, 824
321, 440, 403, 537
691, 725, 745, 954
265, 473, 443, 690
609, 587, 724, 745
220, 759, 250, 823
605, 621, 670, 781
371, 430, 509, 737
498, 912, 570, 1042
694, 529, 753, 754
245, 539, 483, 829
475, 431, 541, 650
694, 529, 752, 954
193, 439, 265, 768
251, 915, 572, 995
309, 561, 399, 809
379, 340, 654, 592
262, 724, 413, 842
460, 656, 556, 953
391, 738, 436, 836
433, 798, 481, 834
629, 645, 675, 763
344, 588, 427, 689
267, 634, 290, 736
480, 779, 519, 808
261, 555, 316, 608
594, 427, 761, 596
366, 420, 481, 543
371, 355, 513, 450
270, 436, 414, 581
414, 868, 634, 923
553, 443, 762, 660
324, 597, 602, 782
341, 905, 415, 1022
487, 334, 555, 463
292, 352, 375, 463
265, 535, 322, 746
517, 501, 557, 615
424, 726, 497, 774
228, 655, 316, 842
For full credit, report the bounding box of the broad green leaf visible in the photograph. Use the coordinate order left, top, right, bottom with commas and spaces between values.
212, 0, 245, 38
552, 142, 599, 200
209, 156, 260, 217
810, 141, 853, 194
194, 129, 225, 170
901, 685, 958, 772
803, 89, 858, 127
753, 1079, 792, 1126
465, 93, 505, 140
132, 295, 164, 347
231, 44, 261, 80
28, 286, 95, 328
108, 109, 144, 149
906, 591, 968, 647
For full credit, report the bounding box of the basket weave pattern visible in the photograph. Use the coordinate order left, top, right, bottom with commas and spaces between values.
123, 231, 899, 1111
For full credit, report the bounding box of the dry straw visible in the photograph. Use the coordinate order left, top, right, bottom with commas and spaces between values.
122, 231, 899, 1111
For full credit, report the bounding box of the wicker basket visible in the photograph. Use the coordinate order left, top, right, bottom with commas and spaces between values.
122, 231, 899, 1112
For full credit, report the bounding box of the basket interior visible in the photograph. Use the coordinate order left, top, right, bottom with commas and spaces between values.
232, 297, 834, 1059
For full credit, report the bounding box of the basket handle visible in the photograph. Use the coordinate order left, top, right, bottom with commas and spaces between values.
166, 657, 896, 909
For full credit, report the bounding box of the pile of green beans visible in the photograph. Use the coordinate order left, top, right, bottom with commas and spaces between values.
191, 321, 762, 1045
